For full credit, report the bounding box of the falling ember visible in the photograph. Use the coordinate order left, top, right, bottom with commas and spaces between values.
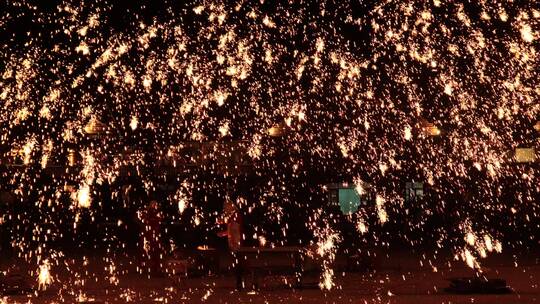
37, 260, 52, 291
462, 249, 478, 270
315, 227, 340, 290
218, 122, 230, 137
215, 91, 228, 106
319, 268, 335, 291
378, 163, 388, 175
130, 116, 138, 131
354, 182, 365, 196
142, 77, 153, 89
75, 42, 90, 55
193, 5, 204, 14
466, 232, 476, 246
375, 195, 388, 224
262, 16, 275, 28
495, 241, 503, 253
357, 220, 368, 234
404, 126, 412, 141
258, 236, 267, 246
316, 232, 338, 257
22, 139, 35, 165
484, 235, 493, 252
520, 24, 534, 42
178, 198, 187, 214
375, 195, 384, 207
377, 208, 388, 224
444, 83, 453, 95
77, 184, 91, 208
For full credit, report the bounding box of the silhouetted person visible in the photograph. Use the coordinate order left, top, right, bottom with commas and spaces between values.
218, 196, 244, 288
139, 200, 163, 276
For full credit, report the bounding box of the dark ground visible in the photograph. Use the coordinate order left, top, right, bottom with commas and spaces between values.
1, 249, 539, 303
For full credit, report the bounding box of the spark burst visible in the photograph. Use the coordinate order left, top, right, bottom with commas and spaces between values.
0, 0, 538, 299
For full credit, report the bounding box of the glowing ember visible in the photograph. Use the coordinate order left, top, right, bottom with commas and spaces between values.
130, 116, 139, 131
77, 184, 91, 208
520, 24, 534, 42
37, 260, 52, 291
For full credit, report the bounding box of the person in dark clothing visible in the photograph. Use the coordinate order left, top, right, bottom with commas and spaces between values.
217, 195, 244, 288
139, 200, 164, 276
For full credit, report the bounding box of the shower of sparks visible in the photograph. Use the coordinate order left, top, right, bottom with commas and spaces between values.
37, 260, 52, 291
76, 183, 92, 208
313, 221, 341, 290
129, 116, 139, 131
0, 0, 539, 297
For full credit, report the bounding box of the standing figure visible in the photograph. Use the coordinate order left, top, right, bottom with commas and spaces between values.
217, 196, 244, 289
221, 196, 243, 250
139, 200, 163, 276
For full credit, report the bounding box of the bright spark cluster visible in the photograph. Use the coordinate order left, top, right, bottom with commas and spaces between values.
0, 0, 539, 297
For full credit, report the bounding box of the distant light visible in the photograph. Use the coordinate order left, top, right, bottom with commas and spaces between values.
422, 123, 441, 136
534, 121, 540, 132
268, 123, 287, 137
515, 148, 536, 163
84, 117, 107, 135
197, 245, 214, 251
129, 116, 138, 131
68, 149, 77, 166
77, 184, 91, 208
431, 127, 441, 136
